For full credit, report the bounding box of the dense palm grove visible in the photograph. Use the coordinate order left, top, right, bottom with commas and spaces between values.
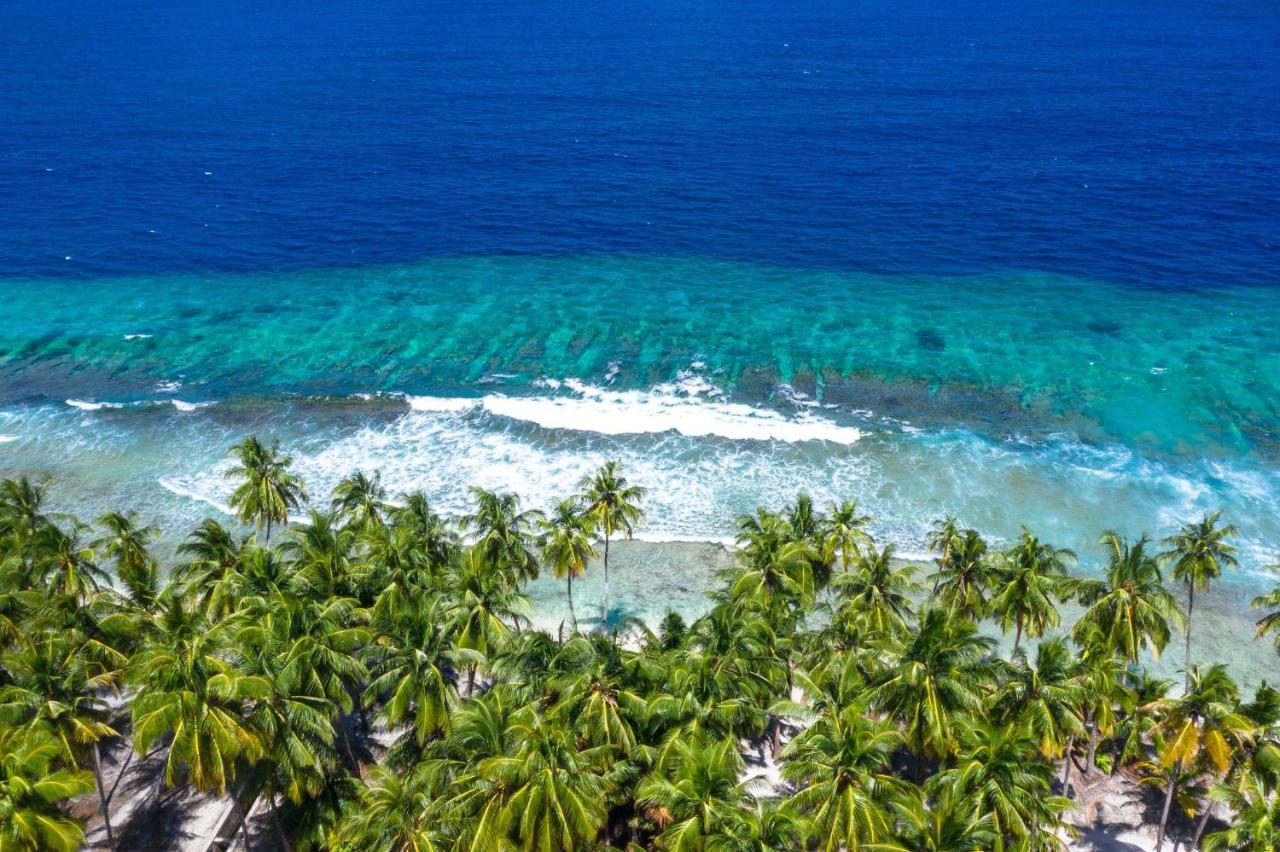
3, 437, 1280, 851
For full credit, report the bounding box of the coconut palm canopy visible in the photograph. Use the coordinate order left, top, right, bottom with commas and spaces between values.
0, 440, 1278, 851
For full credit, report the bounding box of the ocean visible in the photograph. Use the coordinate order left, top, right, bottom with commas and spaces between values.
2, 0, 1279, 652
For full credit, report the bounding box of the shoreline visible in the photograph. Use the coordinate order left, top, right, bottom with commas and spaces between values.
529, 539, 1280, 693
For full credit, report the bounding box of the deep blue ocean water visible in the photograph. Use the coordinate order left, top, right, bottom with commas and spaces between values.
3, 0, 1280, 662
2, 0, 1277, 285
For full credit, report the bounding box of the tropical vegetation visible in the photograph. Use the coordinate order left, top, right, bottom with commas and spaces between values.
1, 440, 1278, 850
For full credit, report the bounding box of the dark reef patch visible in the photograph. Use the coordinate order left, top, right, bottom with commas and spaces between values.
916, 329, 946, 352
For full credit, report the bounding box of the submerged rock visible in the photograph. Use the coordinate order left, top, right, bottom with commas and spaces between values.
916, 328, 946, 352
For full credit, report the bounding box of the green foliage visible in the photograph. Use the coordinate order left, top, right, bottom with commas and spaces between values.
226, 436, 307, 543
1073, 531, 1185, 665
0, 445, 1276, 850
0, 726, 95, 851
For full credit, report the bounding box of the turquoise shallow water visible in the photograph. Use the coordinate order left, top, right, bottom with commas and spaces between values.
1, 255, 1279, 598
4, 255, 1279, 452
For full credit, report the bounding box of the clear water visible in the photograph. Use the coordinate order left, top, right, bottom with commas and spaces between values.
2, 256, 1279, 584
1, 0, 1279, 658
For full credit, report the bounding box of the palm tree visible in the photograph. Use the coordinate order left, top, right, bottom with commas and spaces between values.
94, 511, 160, 611
238, 629, 340, 852
927, 719, 1072, 848
460, 487, 543, 583
730, 510, 819, 616
897, 788, 996, 852
1146, 664, 1255, 850
0, 474, 54, 554
361, 522, 442, 621
390, 491, 458, 570
281, 509, 357, 601
927, 526, 993, 622
1204, 771, 1280, 852
828, 544, 917, 638
989, 529, 1074, 649
927, 516, 962, 564
710, 801, 810, 852
0, 634, 120, 847
174, 518, 243, 611
637, 736, 755, 851
1112, 668, 1174, 776
782, 493, 823, 544
128, 592, 267, 795
491, 711, 611, 850
651, 608, 776, 753
211, 542, 296, 615
364, 595, 459, 748
333, 763, 444, 851
226, 436, 307, 544
29, 520, 109, 605
538, 499, 597, 632
1073, 532, 1184, 666
1253, 578, 1280, 651
1161, 511, 1238, 689
331, 470, 388, 531
1070, 628, 1127, 780
780, 700, 909, 850
1238, 681, 1280, 794
820, 500, 874, 573
579, 462, 646, 627
447, 546, 532, 695
546, 645, 647, 756
991, 637, 1085, 786
0, 726, 95, 852
873, 607, 995, 776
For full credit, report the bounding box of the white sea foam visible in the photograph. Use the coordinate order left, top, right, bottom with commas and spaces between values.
171, 400, 214, 412
123, 333, 153, 340
404, 395, 479, 413
273, 410, 875, 542
66, 399, 127, 411
775, 383, 819, 408
0, 435, 16, 444
78, 376, 1274, 587
401, 378, 864, 444
631, 530, 736, 546
155, 379, 183, 393
393, 373, 861, 444
158, 476, 234, 516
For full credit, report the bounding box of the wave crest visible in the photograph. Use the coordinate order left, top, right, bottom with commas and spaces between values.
400, 377, 862, 445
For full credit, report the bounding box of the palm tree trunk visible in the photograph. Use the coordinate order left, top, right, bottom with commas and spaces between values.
264, 517, 272, 547
92, 741, 114, 850
1060, 736, 1074, 795
1191, 802, 1213, 847
338, 717, 359, 773
238, 793, 252, 851
601, 530, 611, 628
1156, 771, 1176, 851
1085, 715, 1099, 778
467, 664, 477, 697
104, 746, 134, 810
1184, 582, 1194, 693
566, 573, 577, 632
1014, 616, 1023, 651
269, 795, 294, 852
